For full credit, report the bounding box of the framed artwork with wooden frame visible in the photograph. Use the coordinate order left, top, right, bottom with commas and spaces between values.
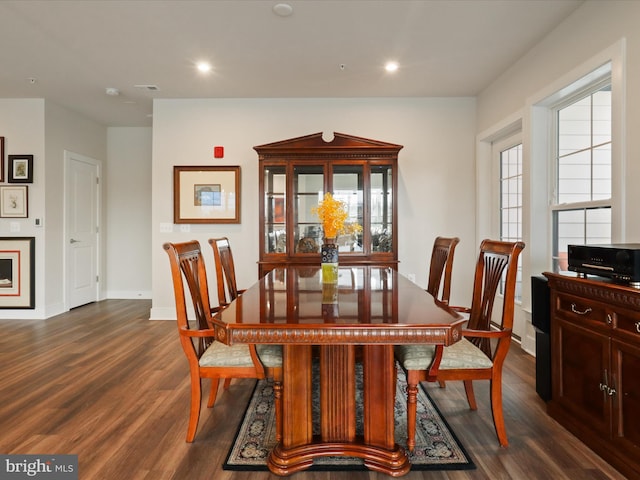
173, 165, 241, 224
0, 237, 35, 309
8, 154, 34, 183
0, 185, 28, 218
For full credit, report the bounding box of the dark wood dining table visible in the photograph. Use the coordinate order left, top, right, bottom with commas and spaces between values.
212, 265, 464, 477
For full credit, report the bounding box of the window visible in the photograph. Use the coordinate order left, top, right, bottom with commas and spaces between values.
552, 82, 612, 272
500, 143, 523, 301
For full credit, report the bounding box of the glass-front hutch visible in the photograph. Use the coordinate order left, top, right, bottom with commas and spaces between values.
255, 132, 402, 277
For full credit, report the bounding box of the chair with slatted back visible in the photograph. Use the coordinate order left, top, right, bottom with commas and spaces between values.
426, 236, 460, 304
208, 237, 245, 308
209, 237, 262, 398
396, 239, 525, 450
163, 240, 282, 442
426, 236, 460, 390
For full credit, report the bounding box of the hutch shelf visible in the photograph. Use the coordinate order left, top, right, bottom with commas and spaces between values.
254, 132, 403, 277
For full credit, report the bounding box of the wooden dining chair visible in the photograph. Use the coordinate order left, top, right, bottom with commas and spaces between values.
208, 237, 245, 308
164, 240, 282, 442
396, 239, 525, 450
426, 236, 460, 304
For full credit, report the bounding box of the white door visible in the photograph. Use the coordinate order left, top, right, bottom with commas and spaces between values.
65, 151, 100, 309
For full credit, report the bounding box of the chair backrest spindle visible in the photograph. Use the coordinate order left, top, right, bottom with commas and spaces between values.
466, 239, 525, 357
209, 237, 241, 306
426, 237, 460, 304
164, 240, 214, 356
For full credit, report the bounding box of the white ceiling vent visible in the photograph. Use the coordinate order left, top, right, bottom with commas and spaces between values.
134, 84, 160, 91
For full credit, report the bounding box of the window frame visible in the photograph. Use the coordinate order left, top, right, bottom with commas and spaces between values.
497, 139, 523, 301
549, 76, 612, 271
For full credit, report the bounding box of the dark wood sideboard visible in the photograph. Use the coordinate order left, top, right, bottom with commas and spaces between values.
544, 273, 640, 479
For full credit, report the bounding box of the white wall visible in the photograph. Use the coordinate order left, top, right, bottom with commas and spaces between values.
106, 127, 152, 299
44, 101, 107, 316
0, 99, 46, 318
150, 97, 477, 319
477, 0, 640, 243
0, 99, 107, 319
475, 0, 640, 353
16, 3, 625, 322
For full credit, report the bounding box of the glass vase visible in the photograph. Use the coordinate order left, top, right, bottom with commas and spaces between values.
321, 238, 338, 284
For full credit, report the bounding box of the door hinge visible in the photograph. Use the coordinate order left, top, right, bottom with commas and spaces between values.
96, 275, 99, 283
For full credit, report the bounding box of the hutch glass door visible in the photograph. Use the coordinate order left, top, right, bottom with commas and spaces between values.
294, 165, 324, 254
371, 165, 393, 253
332, 164, 364, 253
264, 166, 287, 254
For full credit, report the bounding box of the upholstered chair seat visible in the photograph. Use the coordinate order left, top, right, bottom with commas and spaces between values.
199, 342, 283, 369
395, 338, 493, 371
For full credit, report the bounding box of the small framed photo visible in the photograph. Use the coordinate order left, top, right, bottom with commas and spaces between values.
8, 154, 34, 183
0, 237, 35, 309
0, 185, 28, 218
0, 137, 4, 182
173, 165, 240, 224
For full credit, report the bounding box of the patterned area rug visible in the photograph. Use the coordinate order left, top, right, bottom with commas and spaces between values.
224, 363, 475, 471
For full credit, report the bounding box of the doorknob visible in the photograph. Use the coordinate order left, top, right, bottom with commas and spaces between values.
70, 238, 80, 244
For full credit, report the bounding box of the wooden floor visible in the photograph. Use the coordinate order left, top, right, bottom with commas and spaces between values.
0, 299, 629, 479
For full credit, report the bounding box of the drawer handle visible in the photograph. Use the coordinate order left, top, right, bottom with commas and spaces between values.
571, 303, 592, 315
636, 321, 640, 333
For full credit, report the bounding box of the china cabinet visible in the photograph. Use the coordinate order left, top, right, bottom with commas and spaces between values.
254, 132, 402, 277
544, 272, 640, 479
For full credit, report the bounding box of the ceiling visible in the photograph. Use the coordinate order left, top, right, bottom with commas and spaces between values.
0, 0, 584, 128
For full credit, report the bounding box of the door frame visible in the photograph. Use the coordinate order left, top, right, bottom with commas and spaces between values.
63, 150, 102, 311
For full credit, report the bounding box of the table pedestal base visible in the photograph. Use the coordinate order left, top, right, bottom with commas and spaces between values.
268, 440, 410, 477
270, 344, 410, 476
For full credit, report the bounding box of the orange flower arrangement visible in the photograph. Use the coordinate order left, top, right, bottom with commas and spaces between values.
312, 192, 362, 240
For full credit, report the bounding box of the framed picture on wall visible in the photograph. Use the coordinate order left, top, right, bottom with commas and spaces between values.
0, 237, 35, 309
173, 165, 241, 223
0, 185, 28, 218
8, 154, 34, 183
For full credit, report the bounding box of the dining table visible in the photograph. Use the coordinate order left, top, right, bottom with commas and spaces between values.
212, 265, 464, 477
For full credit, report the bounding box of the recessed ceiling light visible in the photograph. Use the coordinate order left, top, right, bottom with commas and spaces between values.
105, 87, 120, 96
273, 3, 293, 17
197, 62, 212, 73
385, 62, 399, 73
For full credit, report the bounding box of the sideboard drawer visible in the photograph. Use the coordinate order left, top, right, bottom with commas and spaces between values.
615, 310, 640, 340
556, 293, 608, 327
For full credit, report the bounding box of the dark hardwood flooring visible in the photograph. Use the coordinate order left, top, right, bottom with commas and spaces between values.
0, 299, 629, 479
